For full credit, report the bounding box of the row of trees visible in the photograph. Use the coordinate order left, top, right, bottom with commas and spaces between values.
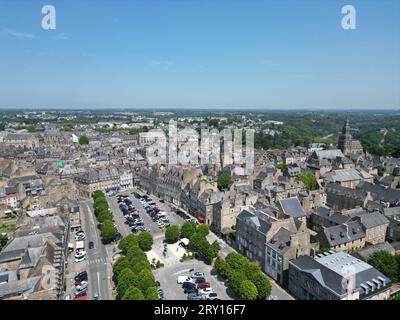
368, 251, 400, 283
214, 252, 272, 300
113, 234, 158, 300
93, 191, 117, 243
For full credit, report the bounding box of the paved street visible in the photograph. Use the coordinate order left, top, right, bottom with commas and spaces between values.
64, 200, 113, 300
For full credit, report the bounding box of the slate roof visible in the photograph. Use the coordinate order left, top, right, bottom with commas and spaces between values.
323, 221, 365, 246
278, 197, 306, 218
314, 149, 344, 160
290, 251, 391, 298
355, 242, 395, 261
357, 182, 400, 205
0, 276, 41, 298
324, 168, 372, 183
384, 207, 400, 217
268, 228, 294, 254
356, 212, 389, 229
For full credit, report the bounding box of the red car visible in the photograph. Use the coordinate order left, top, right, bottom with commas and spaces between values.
197, 282, 210, 289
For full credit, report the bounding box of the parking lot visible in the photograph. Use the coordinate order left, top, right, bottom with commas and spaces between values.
153, 259, 235, 300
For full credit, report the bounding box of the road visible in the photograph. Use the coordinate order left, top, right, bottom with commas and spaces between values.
80, 200, 113, 300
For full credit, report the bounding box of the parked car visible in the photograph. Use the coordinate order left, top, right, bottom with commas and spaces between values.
182, 282, 197, 290
75, 255, 86, 263
198, 288, 213, 295
192, 271, 205, 279
197, 282, 210, 289
177, 276, 193, 284
195, 277, 206, 284
75, 250, 86, 259
188, 293, 202, 300
74, 271, 87, 281
76, 282, 88, 291
203, 292, 219, 300
184, 286, 198, 294
74, 290, 87, 298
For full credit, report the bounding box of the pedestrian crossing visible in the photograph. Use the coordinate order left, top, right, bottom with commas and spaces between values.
87, 257, 108, 265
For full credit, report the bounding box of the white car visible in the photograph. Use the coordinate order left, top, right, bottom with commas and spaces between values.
75, 250, 86, 259
75, 255, 86, 263
76, 281, 88, 289
177, 276, 193, 284
198, 288, 213, 295
75, 234, 85, 241
203, 292, 218, 300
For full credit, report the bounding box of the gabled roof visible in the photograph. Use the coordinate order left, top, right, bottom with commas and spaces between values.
323, 221, 365, 246
278, 197, 306, 218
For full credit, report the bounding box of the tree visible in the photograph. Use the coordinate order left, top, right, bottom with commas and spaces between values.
145, 286, 159, 300
226, 252, 250, 270
122, 286, 144, 300
117, 268, 138, 298
180, 221, 196, 239
217, 172, 231, 190
189, 232, 204, 251
0, 234, 7, 250
238, 280, 258, 300
296, 172, 317, 191
101, 220, 117, 242
113, 256, 131, 279
131, 260, 152, 274
118, 234, 139, 254
79, 135, 89, 145
165, 225, 180, 243
97, 209, 113, 223
214, 257, 233, 279
210, 240, 221, 255
248, 271, 272, 299
196, 224, 209, 237
138, 269, 156, 292
368, 251, 398, 282
138, 231, 153, 251
229, 270, 247, 293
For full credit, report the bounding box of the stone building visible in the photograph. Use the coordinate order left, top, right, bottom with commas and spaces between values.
338, 120, 364, 156
288, 251, 391, 300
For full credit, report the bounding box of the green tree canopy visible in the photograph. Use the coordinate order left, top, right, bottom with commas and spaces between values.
138, 231, 153, 251
100, 220, 117, 242
137, 269, 156, 292
144, 286, 159, 300
196, 224, 209, 237
122, 286, 144, 300
112, 256, 131, 279
79, 135, 89, 145
226, 252, 250, 270
238, 280, 258, 300
368, 251, 398, 282
165, 225, 180, 243
180, 221, 196, 239
217, 172, 231, 190
97, 209, 113, 223
247, 271, 272, 299
0, 234, 7, 251
116, 268, 139, 299
118, 234, 139, 255
296, 172, 317, 191
229, 270, 248, 293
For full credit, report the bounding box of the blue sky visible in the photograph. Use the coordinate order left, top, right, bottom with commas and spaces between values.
0, 0, 399, 109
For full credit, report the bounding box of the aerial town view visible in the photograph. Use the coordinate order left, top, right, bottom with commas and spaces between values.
0, 0, 400, 306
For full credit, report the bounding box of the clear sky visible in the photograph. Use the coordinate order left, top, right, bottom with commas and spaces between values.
0, 0, 399, 109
